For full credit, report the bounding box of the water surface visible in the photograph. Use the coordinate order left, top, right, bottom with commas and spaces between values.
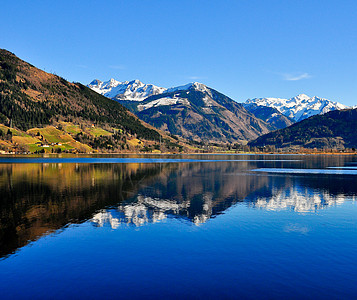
0, 154, 356, 299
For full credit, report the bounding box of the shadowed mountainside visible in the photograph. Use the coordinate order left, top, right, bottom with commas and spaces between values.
249, 109, 357, 149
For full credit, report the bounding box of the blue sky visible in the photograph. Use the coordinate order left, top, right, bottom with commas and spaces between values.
1, 0, 356, 105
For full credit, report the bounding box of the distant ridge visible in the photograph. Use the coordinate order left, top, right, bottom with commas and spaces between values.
245, 94, 347, 122
248, 108, 357, 149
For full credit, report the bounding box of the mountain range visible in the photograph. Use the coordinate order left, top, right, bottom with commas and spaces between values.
90, 80, 275, 143
244, 94, 347, 122
89, 79, 348, 123
88, 78, 350, 144
88, 78, 166, 101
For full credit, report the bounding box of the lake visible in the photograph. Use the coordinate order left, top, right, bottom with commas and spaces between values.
0, 154, 357, 299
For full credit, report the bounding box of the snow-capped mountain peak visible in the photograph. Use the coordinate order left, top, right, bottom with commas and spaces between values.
245, 94, 348, 122
89, 79, 102, 86
88, 79, 214, 102
109, 78, 120, 86
88, 78, 166, 101
166, 83, 192, 93
295, 94, 310, 100
88, 79, 348, 124
192, 82, 211, 93
166, 82, 211, 95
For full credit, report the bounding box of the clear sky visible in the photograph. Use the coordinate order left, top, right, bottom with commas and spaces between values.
1, 0, 356, 105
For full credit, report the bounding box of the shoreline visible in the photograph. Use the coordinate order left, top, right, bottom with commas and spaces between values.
0, 151, 356, 156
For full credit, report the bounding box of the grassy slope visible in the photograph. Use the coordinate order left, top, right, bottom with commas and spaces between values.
0, 124, 91, 153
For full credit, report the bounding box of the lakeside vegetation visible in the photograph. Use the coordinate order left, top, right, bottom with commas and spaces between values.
0, 121, 191, 154
0, 122, 356, 155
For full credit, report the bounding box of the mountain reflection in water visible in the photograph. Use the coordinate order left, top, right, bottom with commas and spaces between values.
1, 155, 357, 257
92, 176, 357, 229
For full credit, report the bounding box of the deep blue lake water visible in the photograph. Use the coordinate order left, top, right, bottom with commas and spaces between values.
0, 154, 356, 299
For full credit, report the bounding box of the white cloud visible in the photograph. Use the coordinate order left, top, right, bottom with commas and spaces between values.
282, 72, 312, 81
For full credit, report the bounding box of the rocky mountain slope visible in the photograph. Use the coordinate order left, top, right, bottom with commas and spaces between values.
89, 79, 349, 138
248, 108, 357, 149
243, 103, 294, 129
119, 82, 273, 143
245, 94, 347, 122
89, 80, 274, 143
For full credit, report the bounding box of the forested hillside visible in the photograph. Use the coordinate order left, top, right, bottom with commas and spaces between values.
249, 109, 357, 149
0, 49, 186, 153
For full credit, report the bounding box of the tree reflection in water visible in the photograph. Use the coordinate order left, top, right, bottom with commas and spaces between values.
1, 155, 357, 257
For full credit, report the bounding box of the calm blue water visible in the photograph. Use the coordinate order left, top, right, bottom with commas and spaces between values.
0, 154, 356, 299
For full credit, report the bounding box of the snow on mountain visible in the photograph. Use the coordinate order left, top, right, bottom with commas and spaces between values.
123, 81, 273, 143
88, 78, 166, 101
137, 97, 190, 112
88, 78, 349, 125
88, 79, 214, 103
166, 82, 211, 94
243, 103, 294, 129
245, 94, 348, 122
165, 83, 192, 93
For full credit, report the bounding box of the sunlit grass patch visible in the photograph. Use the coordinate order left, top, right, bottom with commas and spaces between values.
64, 124, 82, 135
127, 138, 142, 147
28, 126, 74, 143
88, 127, 112, 137
12, 136, 41, 145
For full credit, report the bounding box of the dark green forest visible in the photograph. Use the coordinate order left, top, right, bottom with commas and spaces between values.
0, 49, 160, 141
249, 109, 357, 149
